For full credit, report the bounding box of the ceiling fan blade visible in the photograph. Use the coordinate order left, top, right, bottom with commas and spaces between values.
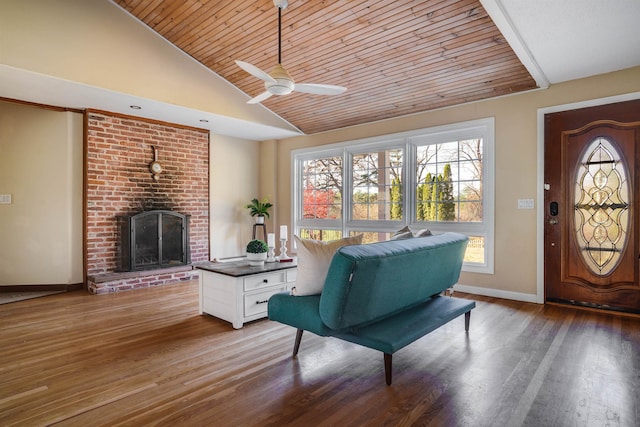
294, 83, 347, 95
235, 60, 277, 83
247, 91, 274, 104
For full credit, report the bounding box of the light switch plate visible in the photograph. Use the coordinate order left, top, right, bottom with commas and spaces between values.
517, 198, 534, 209
0, 194, 11, 204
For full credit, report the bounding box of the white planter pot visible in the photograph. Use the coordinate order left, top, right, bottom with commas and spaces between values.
246, 252, 267, 266
255, 216, 265, 224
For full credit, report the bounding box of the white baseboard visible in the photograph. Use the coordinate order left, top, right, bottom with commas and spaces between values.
454, 283, 539, 304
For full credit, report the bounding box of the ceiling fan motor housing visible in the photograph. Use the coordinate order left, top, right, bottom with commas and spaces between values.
266, 63, 295, 95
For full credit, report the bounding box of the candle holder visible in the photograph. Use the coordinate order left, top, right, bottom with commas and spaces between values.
266, 246, 276, 263
278, 238, 289, 260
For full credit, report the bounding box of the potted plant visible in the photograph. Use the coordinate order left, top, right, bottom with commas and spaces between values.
245, 197, 273, 224
246, 239, 268, 266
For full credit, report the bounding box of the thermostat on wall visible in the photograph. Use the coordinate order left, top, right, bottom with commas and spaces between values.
0, 194, 12, 204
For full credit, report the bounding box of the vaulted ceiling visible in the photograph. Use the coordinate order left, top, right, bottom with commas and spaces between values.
115, 0, 538, 134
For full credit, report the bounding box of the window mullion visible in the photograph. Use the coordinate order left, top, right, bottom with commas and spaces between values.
343, 149, 352, 236
405, 139, 415, 227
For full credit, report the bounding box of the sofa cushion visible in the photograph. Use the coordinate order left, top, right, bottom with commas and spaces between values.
390, 226, 433, 240
332, 295, 475, 354
291, 234, 363, 296
390, 225, 413, 240
414, 228, 433, 237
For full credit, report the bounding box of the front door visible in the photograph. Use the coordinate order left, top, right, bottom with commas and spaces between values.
544, 99, 640, 313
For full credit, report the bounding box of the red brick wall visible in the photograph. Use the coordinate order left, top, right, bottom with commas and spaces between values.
85, 110, 209, 291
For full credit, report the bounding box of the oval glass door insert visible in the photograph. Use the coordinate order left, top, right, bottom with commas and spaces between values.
574, 137, 630, 276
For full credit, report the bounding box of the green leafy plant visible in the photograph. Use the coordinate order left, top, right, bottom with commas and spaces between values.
246, 239, 268, 254
245, 197, 273, 218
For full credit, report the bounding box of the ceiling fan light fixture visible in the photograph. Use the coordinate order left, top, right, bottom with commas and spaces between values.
266, 79, 294, 95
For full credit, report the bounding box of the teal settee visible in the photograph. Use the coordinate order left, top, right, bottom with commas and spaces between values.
268, 232, 475, 385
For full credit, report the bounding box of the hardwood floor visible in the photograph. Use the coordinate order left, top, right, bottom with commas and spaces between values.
1, 281, 638, 426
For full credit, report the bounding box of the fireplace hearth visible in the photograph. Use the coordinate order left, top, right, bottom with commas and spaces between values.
118, 210, 190, 271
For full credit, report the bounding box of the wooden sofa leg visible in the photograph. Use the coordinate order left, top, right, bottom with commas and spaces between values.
293, 329, 304, 358
465, 311, 471, 332
384, 353, 392, 385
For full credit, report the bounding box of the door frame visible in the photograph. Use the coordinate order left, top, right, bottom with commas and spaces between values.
536, 91, 640, 303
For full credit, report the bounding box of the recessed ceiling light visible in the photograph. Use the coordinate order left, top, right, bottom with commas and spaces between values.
129, 105, 142, 110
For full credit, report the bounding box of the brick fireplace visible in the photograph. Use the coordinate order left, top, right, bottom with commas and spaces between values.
85, 110, 209, 294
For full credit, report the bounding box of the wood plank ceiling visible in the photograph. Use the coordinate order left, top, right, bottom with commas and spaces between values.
115, 0, 537, 135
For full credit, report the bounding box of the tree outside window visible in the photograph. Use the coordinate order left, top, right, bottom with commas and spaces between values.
351, 148, 403, 221
301, 156, 342, 220
416, 138, 482, 223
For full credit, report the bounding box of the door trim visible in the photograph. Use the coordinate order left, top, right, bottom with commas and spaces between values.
536, 91, 640, 304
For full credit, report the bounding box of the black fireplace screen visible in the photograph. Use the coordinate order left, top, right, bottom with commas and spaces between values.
118, 210, 190, 271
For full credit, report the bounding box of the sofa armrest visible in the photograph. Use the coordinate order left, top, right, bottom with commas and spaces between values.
267, 292, 331, 337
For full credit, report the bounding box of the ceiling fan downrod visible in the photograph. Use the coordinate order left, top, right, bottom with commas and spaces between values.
278, 6, 282, 64
274, 0, 287, 64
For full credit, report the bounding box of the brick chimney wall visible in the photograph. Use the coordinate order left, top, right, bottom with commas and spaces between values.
85, 110, 209, 293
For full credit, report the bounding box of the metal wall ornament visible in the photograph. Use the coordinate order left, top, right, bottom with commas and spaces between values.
573, 137, 630, 276
149, 146, 163, 180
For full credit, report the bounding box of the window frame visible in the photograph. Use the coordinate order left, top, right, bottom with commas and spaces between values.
292, 118, 495, 274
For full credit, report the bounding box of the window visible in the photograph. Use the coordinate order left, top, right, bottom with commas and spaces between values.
301, 154, 342, 221
296, 150, 343, 241
293, 118, 494, 273
414, 139, 482, 223
351, 146, 404, 222
574, 137, 629, 275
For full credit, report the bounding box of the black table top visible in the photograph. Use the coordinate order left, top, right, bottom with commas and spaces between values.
194, 258, 297, 277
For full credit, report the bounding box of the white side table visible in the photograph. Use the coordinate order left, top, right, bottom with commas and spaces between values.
196, 259, 297, 329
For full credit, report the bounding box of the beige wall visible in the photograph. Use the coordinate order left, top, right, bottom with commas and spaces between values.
0, 0, 293, 131
1, 0, 268, 283
210, 134, 262, 259
1, 0, 638, 299
0, 102, 83, 285
266, 66, 640, 300
0, 101, 261, 285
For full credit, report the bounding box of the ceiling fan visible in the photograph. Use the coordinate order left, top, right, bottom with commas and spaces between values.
235, 0, 347, 104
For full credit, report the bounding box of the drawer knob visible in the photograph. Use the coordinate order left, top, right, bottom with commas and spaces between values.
256, 299, 269, 305
263, 279, 268, 283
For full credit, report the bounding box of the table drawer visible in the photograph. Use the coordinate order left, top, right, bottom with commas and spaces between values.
286, 269, 297, 283
244, 286, 287, 317
243, 271, 286, 291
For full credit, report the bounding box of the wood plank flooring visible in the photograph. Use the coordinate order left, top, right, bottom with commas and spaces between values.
1, 281, 638, 426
